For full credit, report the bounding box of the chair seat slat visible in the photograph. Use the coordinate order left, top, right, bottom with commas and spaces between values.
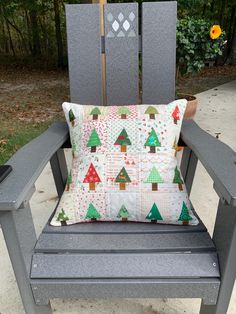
35, 231, 215, 253
31, 252, 219, 279
31, 278, 220, 306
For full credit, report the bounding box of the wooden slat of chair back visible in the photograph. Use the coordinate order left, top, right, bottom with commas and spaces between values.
65, 1, 176, 106
65, 4, 103, 105
104, 3, 139, 105
142, 1, 177, 104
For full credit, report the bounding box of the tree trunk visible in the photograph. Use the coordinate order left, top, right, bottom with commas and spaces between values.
230, 22, 236, 64
122, 217, 128, 222
24, 9, 33, 54
183, 220, 189, 226
149, 113, 155, 119
89, 182, 96, 190
210, 0, 214, 12
119, 182, 126, 190
150, 146, 156, 153
152, 183, 158, 191
219, 0, 226, 26
61, 221, 67, 226
1, 19, 9, 54
227, 6, 236, 64
202, 4, 207, 16
53, 0, 64, 67
91, 146, 96, 152
9, 16, 29, 54
151, 220, 157, 223
120, 145, 126, 152
121, 114, 126, 119
29, 1, 41, 57
178, 183, 183, 191
5, 20, 15, 57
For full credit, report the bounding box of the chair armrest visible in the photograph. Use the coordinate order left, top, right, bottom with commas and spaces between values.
181, 120, 236, 206
0, 122, 69, 211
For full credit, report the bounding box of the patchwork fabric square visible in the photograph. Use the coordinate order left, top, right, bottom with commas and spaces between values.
50, 101, 199, 226
107, 119, 138, 153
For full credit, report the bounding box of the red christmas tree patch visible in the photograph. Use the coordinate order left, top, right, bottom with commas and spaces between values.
83, 163, 101, 191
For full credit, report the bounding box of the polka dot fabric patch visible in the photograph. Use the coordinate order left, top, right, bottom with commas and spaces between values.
50, 101, 199, 226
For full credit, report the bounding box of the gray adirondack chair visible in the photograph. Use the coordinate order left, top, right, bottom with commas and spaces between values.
1, 2, 236, 314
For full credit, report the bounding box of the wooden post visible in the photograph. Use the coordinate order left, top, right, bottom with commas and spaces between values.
93, 0, 107, 105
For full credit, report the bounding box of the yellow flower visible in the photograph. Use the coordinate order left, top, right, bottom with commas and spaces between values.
210, 25, 222, 39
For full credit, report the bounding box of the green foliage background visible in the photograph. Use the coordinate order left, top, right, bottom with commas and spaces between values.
0, 0, 235, 68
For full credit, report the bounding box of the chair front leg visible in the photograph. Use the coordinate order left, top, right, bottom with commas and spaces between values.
0, 209, 52, 314
200, 200, 236, 314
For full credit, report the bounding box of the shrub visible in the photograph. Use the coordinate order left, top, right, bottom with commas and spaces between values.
176, 18, 225, 75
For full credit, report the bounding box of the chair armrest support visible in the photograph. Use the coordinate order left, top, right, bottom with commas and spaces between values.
0, 122, 69, 211
181, 120, 236, 206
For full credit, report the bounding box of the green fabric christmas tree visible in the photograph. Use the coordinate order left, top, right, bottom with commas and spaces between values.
90, 107, 101, 120
145, 166, 163, 191
87, 128, 102, 152
145, 106, 159, 119
117, 204, 130, 221
85, 203, 101, 220
114, 128, 131, 152
144, 128, 161, 153
66, 170, 72, 191
56, 208, 69, 226
117, 106, 131, 119
115, 167, 131, 190
173, 166, 184, 191
146, 203, 163, 223
178, 202, 192, 225
69, 109, 76, 127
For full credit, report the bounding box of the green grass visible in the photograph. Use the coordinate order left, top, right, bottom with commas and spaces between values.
0, 120, 54, 165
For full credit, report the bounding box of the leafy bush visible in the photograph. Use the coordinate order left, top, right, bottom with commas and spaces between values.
176, 18, 225, 75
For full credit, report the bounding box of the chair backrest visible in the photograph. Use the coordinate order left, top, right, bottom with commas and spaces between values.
65, 1, 177, 106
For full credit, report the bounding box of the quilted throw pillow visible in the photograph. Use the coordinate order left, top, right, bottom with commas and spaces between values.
50, 100, 199, 226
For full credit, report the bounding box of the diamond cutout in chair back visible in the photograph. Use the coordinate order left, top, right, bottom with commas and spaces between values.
123, 20, 130, 31
112, 20, 119, 32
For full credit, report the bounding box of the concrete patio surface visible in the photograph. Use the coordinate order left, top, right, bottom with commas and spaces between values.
0, 80, 236, 314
